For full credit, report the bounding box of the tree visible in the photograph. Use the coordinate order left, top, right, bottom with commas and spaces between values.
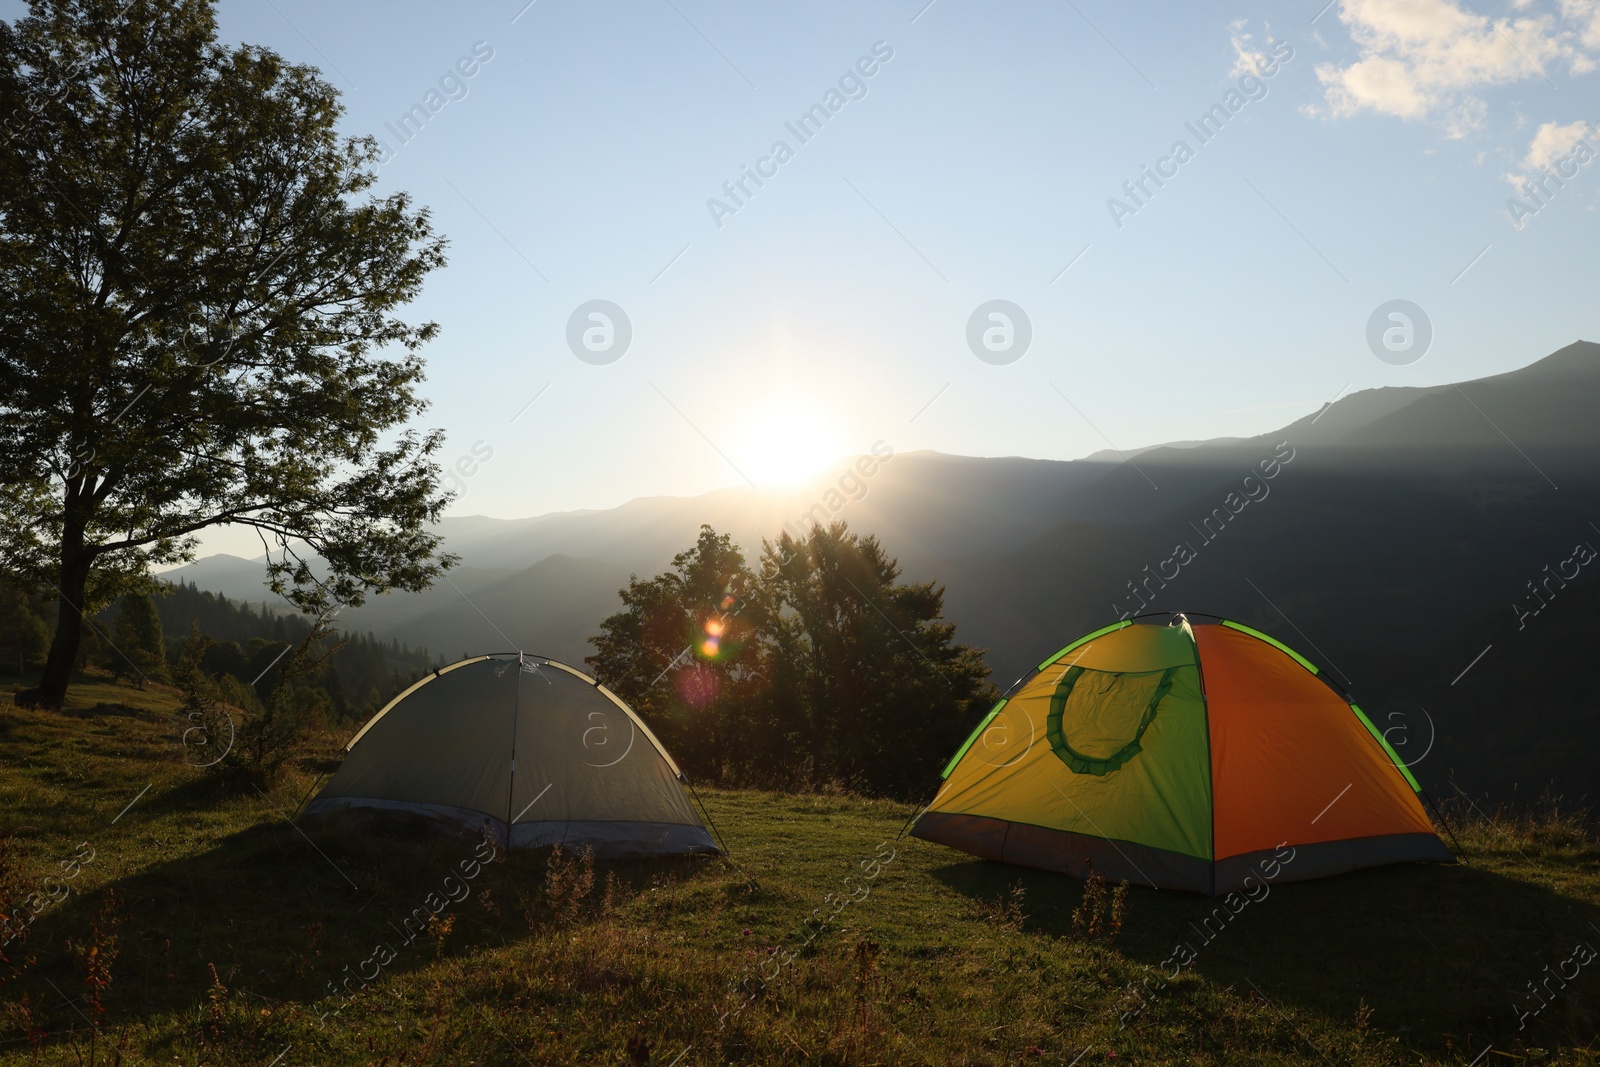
108, 590, 164, 684
589, 520, 995, 796
0, 577, 51, 673
0, 0, 455, 709
758, 522, 993, 794
587, 526, 768, 780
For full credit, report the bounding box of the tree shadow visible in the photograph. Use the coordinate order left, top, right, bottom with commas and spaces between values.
931, 854, 1600, 1051
10, 808, 722, 1050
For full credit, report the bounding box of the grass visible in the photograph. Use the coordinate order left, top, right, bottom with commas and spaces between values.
0, 671, 1597, 1065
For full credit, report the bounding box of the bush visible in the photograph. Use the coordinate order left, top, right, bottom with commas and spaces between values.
174, 618, 339, 790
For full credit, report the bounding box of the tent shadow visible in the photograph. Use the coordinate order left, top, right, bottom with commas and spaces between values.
12, 810, 721, 1046
930, 853, 1600, 1049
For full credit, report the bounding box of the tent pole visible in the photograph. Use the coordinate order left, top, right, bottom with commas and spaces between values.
505, 652, 523, 848
682, 771, 730, 853
896, 780, 942, 840
292, 773, 327, 821
682, 772, 753, 888
1421, 788, 1469, 865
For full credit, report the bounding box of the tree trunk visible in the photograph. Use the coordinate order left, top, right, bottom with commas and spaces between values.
32, 534, 92, 710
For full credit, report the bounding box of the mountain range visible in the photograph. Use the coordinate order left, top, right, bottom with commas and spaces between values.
163, 340, 1600, 804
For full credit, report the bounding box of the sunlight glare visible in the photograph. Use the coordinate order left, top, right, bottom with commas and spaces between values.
732, 403, 844, 488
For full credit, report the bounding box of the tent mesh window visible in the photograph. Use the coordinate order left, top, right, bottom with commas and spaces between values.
1045, 665, 1176, 776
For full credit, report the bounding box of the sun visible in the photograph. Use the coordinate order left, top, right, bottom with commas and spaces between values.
731, 403, 844, 488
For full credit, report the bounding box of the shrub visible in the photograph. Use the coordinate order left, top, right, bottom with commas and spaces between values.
174, 616, 341, 790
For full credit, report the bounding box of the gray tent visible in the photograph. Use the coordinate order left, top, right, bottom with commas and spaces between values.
305, 654, 720, 857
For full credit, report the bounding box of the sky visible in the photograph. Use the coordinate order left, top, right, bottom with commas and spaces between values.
11, 0, 1598, 554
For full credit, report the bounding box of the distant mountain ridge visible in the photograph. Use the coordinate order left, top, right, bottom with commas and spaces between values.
162, 341, 1600, 802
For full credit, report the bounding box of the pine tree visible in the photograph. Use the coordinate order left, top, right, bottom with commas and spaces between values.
109, 593, 167, 685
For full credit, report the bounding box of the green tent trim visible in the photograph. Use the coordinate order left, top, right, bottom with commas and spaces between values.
941, 698, 1007, 779
1219, 619, 1318, 674
941, 619, 1137, 780
1350, 704, 1423, 793
1036, 619, 1132, 672
1223, 621, 1421, 796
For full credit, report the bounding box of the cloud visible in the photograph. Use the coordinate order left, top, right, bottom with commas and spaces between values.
1501, 119, 1598, 226
1314, 0, 1596, 136
1229, 22, 1277, 78
1505, 118, 1599, 185
1561, 0, 1600, 48
1525, 118, 1596, 167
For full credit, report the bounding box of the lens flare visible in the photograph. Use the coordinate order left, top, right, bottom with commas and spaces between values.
675, 664, 719, 708
705, 618, 726, 637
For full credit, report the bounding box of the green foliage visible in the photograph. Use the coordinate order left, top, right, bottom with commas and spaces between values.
759, 522, 995, 795
589, 522, 995, 796
0, 578, 50, 672
172, 617, 337, 791
225, 623, 336, 791
171, 623, 234, 774
0, 0, 455, 708
587, 525, 768, 782
107, 594, 165, 685
152, 578, 438, 722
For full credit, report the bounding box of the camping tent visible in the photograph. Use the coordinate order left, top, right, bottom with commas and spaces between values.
911, 615, 1452, 894
304, 654, 720, 858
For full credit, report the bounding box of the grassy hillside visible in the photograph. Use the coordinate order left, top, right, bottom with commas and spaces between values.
1, 674, 1597, 1065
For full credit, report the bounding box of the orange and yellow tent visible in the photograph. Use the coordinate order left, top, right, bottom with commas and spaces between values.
911, 615, 1453, 894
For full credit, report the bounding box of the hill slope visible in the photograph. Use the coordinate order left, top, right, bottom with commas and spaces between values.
0, 676, 1597, 1064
